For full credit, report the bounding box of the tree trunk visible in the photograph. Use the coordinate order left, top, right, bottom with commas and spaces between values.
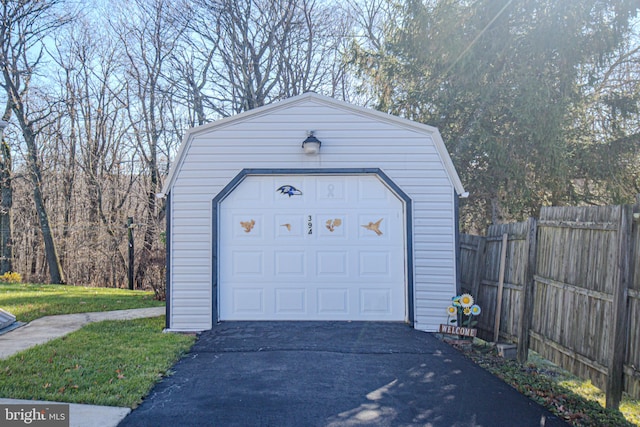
135, 169, 159, 290
0, 138, 12, 274
22, 127, 65, 284
32, 182, 64, 284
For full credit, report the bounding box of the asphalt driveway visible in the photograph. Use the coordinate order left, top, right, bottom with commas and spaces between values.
119, 322, 567, 427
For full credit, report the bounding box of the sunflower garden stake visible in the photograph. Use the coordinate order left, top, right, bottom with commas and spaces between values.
438, 293, 481, 339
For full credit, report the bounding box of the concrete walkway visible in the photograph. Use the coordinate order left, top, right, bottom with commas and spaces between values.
0, 307, 165, 427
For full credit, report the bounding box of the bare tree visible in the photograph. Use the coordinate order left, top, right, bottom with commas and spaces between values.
180, 0, 351, 117
343, 0, 397, 106
0, 101, 12, 274
278, 0, 350, 98
47, 17, 136, 286
169, 44, 216, 127
0, 0, 73, 284
112, 0, 185, 291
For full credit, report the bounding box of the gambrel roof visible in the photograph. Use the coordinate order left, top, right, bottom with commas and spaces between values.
161, 92, 465, 197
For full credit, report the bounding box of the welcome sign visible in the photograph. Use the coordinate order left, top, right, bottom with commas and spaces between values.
438, 324, 478, 338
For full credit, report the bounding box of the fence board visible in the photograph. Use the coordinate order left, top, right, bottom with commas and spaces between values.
531, 206, 623, 400
626, 292, 640, 397
465, 221, 531, 342
606, 205, 631, 408
625, 200, 640, 399
460, 234, 484, 296
460, 199, 640, 406
517, 218, 537, 362
494, 233, 508, 343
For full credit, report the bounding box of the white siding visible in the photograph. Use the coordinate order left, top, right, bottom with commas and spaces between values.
167, 95, 462, 332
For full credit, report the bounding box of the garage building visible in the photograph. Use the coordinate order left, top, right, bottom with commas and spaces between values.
160, 93, 466, 332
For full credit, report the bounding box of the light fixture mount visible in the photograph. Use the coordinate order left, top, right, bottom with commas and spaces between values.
301, 131, 321, 155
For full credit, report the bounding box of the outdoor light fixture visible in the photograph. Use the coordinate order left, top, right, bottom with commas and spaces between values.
302, 131, 321, 155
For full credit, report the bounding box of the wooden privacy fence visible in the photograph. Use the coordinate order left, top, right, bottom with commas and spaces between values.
460, 199, 639, 409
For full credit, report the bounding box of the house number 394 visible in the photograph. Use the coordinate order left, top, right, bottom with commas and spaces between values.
307, 215, 313, 235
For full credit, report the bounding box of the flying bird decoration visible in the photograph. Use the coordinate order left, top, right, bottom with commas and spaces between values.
276, 185, 302, 197
240, 219, 255, 233
280, 223, 292, 231
362, 218, 383, 236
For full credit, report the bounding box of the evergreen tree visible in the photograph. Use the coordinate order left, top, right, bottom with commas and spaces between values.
352, 0, 638, 230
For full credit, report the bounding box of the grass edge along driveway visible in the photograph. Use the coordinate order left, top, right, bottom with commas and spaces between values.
0, 316, 195, 408
0, 283, 194, 408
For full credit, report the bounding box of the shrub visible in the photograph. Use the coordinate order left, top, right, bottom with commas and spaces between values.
0, 271, 22, 284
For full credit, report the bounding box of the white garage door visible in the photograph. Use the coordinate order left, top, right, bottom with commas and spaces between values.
218, 175, 406, 321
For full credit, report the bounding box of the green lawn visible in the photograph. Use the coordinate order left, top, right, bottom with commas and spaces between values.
0, 284, 195, 408
0, 283, 164, 322
0, 316, 195, 408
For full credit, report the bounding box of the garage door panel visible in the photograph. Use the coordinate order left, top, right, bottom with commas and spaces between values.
228, 179, 264, 204
219, 175, 406, 321
231, 251, 264, 276
274, 251, 306, 275
273, 179, 306, 204
360, 289, 392, 315
317, 288, 349, 314
359, 252, 391, 277
275, 288, 306, 314
231, 288, 264, 314
317, 214, 347, 238
357, 214, 394, 240
231, 214, 263, 238
316, 251, 349, 276
274, 215, 304, 238
358, 177, 390, 201
221, 283, 403, 320
315, 177, 347, 202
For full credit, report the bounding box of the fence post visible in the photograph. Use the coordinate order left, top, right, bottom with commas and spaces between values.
493, 233, 508, 343
517, 217, 537, 363
127, 217, 135, 291
606, 204, 632, 409
470, 237, 486, 299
